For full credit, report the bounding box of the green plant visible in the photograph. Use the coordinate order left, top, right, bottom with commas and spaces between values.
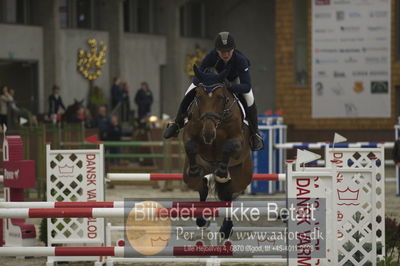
381, 216, 400, 264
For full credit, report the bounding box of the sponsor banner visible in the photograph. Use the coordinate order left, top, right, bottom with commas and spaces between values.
312, 0, 391, 118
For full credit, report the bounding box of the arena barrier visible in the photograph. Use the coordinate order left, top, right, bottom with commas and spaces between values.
0, 206, 283, 219
106, 173, 286, 182
0, 142, 384, 265
0, 145, 384, 265
0, 200, 285, 209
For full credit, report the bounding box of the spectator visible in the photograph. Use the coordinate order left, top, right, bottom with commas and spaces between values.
48, 85, 66, 123
7, 88, 19, 128
393, 139, 400, 167
95, 105, 111, 140
0, 85, 13, 128
120, 82, 130, 122
111, 77, 122, 110
88, 85, 105, 117
134, 82, 153, 126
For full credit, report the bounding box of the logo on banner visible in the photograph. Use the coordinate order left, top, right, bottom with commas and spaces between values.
315, 0, 330, 5
371, 81, 388, 94
339, 48, 361, 53
362, 47, 388, 52
348, 12, 361, 18
369, 71, 388, 76
315, 28, 335, 34
316, 58, 339, 64
333, 71, 346, 78
340, 37, 364, 42
315, 82, 324, 96
315, 48, 338, 53
333, 0, 350, 4
331, 83, 344, 95
352, 71, 368, 77
367, 26, 387, 32
336, 11, 345, 21
353, 81, 364, 94
344, 103, 358, 116
315, 12, 332, 19
344, 56, 357, 63
317, 71, 328, 78
365, 57, 388, 64
340, 26, 360, 32
369, 11, 388, 18
4, 169, 20, 180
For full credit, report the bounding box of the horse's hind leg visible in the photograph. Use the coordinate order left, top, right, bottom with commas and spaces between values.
196, 177, 210, 228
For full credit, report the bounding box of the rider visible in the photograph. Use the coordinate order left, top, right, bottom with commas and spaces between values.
163, 32, 264, 151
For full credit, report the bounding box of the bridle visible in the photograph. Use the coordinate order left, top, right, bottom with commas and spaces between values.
194, 83, 238, 128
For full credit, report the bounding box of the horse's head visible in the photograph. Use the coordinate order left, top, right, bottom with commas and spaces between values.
193, 65, 234, 145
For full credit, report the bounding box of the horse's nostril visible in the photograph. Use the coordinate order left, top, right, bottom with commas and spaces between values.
203, 132, 215, 144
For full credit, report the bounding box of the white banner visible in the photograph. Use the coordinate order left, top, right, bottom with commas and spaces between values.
312, 0, 391, 118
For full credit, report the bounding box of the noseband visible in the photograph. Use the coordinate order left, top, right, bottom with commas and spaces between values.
195, 85, 238, 128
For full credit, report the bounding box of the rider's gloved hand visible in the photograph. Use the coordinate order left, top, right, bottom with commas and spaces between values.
224, 79, 233, 90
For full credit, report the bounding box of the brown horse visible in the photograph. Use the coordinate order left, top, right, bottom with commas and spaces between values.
183, 65, 253, 239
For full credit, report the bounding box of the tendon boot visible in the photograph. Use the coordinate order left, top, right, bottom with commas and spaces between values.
246, 104, 264, 151
163, 90, 196, 139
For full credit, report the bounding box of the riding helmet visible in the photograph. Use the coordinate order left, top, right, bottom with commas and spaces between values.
215, 32, 235, 51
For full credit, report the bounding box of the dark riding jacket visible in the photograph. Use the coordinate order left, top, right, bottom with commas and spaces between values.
195, 49, 252, 94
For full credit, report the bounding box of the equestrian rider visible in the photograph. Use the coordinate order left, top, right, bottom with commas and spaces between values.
163, 32, 264, 151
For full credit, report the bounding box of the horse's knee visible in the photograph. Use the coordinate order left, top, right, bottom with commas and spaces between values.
223, 139, 241, 154
185, 139, 198, 155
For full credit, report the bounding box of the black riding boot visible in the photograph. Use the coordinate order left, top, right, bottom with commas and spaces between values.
246, 104, 264, 151
163, 90, 196, 139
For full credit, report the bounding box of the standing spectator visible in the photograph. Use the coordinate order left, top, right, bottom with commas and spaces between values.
111, 77, 123, 110
0, 85, 13, 128
88, 85, 105, 117
120, 82, 130, 122
48, 85, 66, 123
134, 82, 153, 126
7, 88, 19, 128
107, 115, 122, 163
95, 105, 111, 140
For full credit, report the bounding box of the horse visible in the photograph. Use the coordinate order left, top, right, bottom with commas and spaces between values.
182, 65, 253, 239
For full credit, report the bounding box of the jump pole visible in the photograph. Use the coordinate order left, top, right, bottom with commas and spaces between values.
106, 173, 285, 181
0, 200, 285, 209
0, 245, 284, 257
0, 207, 280, 219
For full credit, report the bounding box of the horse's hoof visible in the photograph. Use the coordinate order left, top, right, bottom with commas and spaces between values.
196, 217, 210, 228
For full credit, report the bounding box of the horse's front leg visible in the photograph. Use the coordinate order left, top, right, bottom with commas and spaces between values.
214, 138, 241, 183
184, 138, 203, 177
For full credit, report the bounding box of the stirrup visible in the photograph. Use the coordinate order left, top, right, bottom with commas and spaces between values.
250, 133, 264, 151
